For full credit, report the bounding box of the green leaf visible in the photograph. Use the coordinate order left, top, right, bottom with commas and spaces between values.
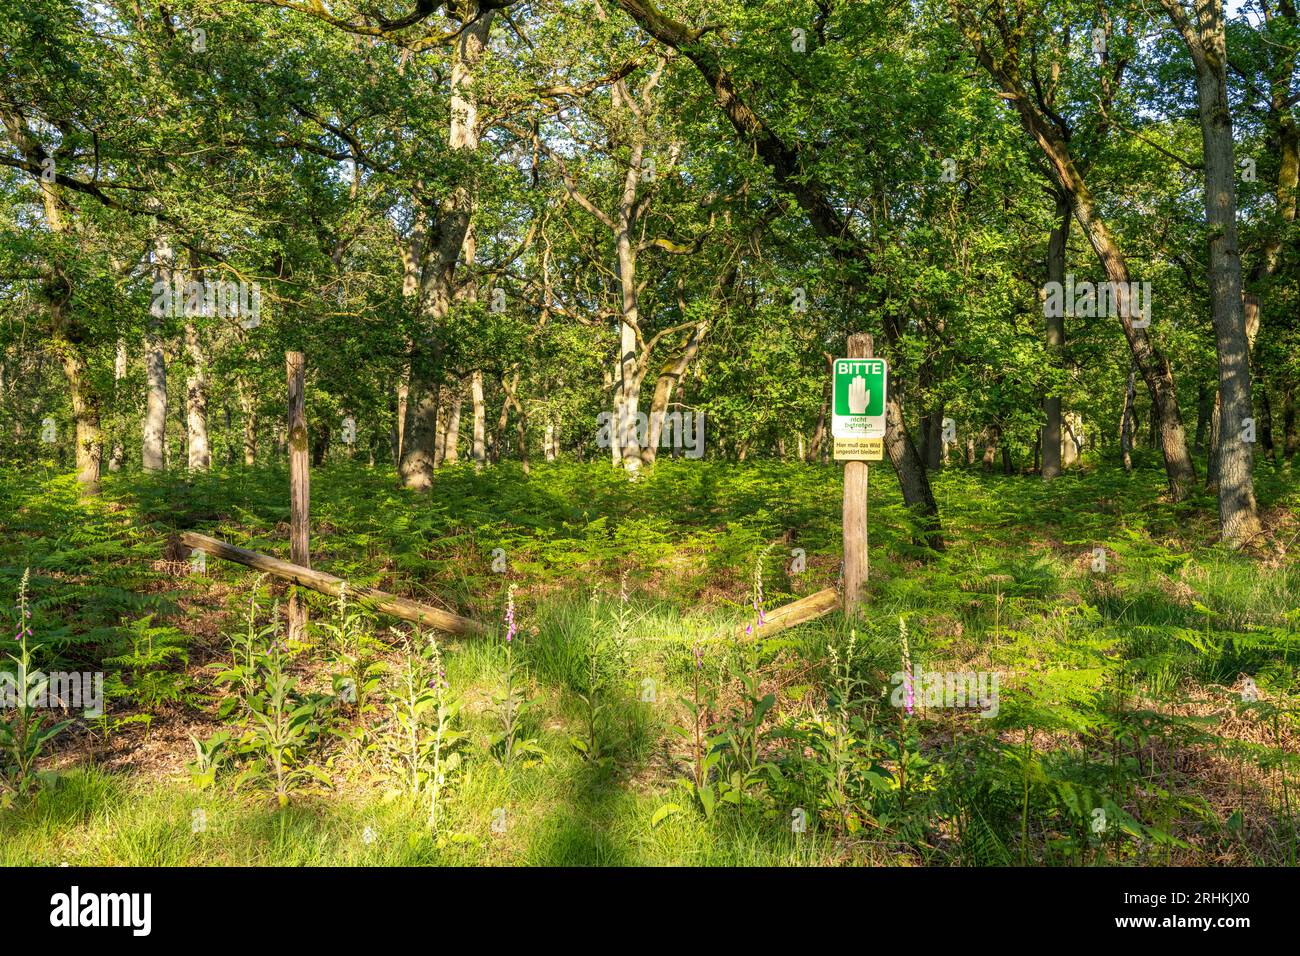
651, 803, 682, 828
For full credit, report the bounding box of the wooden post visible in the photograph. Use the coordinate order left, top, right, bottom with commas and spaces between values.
842, 333, 872, 617
286, 351, 310, 641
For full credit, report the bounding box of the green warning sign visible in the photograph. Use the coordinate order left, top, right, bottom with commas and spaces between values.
832, 358, 888, 439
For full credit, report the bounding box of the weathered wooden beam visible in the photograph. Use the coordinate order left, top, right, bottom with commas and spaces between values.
736, 586, 840, 641
285, 350, 310, 642
179, 531, 488, 638
842, 333, 872, 616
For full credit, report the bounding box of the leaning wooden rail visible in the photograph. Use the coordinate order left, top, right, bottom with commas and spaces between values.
734, 586, 840, 641
179, 531, 488, 638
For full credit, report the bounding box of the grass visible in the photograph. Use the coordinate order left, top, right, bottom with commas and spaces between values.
1, 452, 1298, 866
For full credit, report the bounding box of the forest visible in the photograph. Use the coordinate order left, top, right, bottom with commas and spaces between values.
0, 0, 1297, 870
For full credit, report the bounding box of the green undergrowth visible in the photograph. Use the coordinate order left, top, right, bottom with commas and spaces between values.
1, 454, 1297, 865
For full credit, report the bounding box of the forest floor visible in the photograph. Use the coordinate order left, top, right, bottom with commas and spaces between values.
1, 455, 1298, 866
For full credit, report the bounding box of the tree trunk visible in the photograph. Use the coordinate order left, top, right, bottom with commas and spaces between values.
108, 339, 127, 472
810, 358, 831, 461
1121, 369, 1136, 472
918, 340, 944, 472
433, 397, 447, 467
143, 236, 172, 472
184, 320, 210, 471
399, 8, 492, 490
224, 402, 236, 466
1078, 201, 1194, 498
493, 379, 510, 464
615, 167, 643, 474
501, 372, 529, 474
1258, 376, 1276, 463
311, 421, 330, 468
924, 407, 945, 470
1243, 0, 1297, 297
24, 125, 101, 496
1195, 382, 1212, 453
57, 338, 102, 495
642, 322, 707, 465
515, 407, 529, 474
395, 378, 409, 465
286, 351, 310, 642
982, 424, 1000, 471
395, 214, 425, 471
1042, 190, 1070, 479
610, 367, 624, 467
238, 376, 257, 466
142, 325, 168, 472
443, 382, 463, 463
1283, 385, 1298, 461
471, 369, 486, 468
1207, 391, 1222, 489
884, 386, 944, 552
1163, 0, 1261, 545
1062, 412, 1082, 468
544, 421, 557, 461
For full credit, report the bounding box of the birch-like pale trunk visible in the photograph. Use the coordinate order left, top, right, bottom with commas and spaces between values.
470, 369, 486, 468
183, 315, 210, 471
395, 216, 424, 467
286, 350, 310, 642
611, 372, 624, 467
442, 382, 463, 463
614, 137, 644, 474
184, 336, 210, 471
143, 236, 171, 472
108, 339, 127, 471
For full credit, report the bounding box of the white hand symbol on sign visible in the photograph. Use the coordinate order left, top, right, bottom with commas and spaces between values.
848, 375, 869, 414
